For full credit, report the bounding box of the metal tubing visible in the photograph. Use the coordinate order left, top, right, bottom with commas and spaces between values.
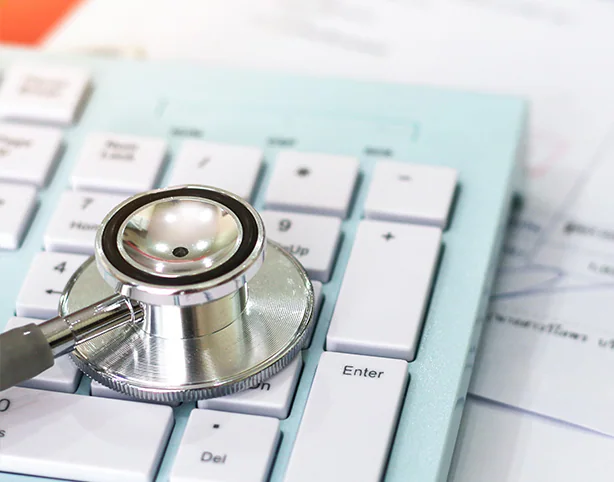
39, 294, 144, 357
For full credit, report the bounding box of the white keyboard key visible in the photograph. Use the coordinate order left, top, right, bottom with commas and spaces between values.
261, 210, 341, 282
0, 387, 173, 482
0, 182, 37, 250
304, 280, 323, 347
198, 354, 302, 418
16, 251, 89, 318
44, 191, 127, 254
90, 380, 180, 407
284, 352, 408, 482
327, 220, 441, 361
364, 160, 458, 228
265, 151, 359, 218
71, 132, 167, 194
0, 64, 90, 125
171, 409, 280, 482
0, 122, 63, 186
169, 140, 262, 200
3, 317, 81, 392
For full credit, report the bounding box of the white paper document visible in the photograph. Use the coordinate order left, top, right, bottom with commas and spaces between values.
45, 0, 614, 436
450, 398, 614, 482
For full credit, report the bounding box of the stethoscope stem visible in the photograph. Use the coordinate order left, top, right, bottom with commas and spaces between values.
0, 295, 142, 392
41, 294, 143, 357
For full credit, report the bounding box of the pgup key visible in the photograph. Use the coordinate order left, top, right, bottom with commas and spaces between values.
261, 210, 342, 282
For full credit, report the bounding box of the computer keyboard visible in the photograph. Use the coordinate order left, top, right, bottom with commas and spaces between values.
0, 47, 526, 482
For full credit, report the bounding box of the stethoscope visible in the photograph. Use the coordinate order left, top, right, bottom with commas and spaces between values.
0, 185, 314, 402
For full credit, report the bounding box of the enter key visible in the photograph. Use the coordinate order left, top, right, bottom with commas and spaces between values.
284, 352, 409, 482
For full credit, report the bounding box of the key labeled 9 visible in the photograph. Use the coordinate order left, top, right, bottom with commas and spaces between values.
279, 219, 292, 232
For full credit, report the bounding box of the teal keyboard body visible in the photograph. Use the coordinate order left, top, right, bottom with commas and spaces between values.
0, 47, 525, 482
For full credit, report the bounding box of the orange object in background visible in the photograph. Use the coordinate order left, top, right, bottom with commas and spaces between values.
0, 0, 82, 45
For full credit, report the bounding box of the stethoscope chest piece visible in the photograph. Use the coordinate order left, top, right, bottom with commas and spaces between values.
59, 185, 314, 402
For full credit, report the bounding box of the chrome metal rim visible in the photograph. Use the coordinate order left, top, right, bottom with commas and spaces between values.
95, 185, 266, 306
